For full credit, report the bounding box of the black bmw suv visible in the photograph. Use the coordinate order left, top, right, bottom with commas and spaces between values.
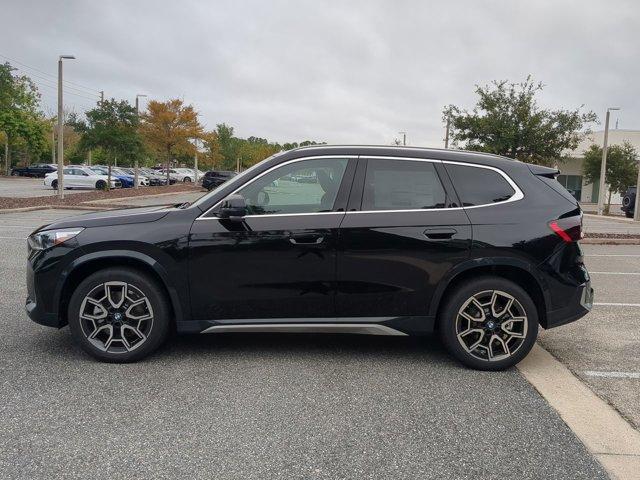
26, 146, 593, 370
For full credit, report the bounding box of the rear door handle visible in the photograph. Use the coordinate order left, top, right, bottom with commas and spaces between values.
424, 228, 457, 240
289, 236, 324, 245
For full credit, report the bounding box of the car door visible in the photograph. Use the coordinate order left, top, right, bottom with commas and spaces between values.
63, 168, 80, 187
336, 156, 472, 327
188, 156, 356, 321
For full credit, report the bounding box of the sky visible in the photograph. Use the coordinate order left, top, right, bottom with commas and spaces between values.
2, 0, 639, 147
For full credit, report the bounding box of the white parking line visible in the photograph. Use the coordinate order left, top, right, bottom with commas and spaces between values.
584, 371, 640, 379
594, 302, 640, 307
585, 254, 640, 257
590, 272, 640, 275
0, 236, 27, 240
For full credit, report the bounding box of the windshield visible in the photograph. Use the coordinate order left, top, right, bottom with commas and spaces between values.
190, 152, 285, 210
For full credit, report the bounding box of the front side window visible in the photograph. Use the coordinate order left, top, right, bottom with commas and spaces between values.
235, 158, 349, 215
445, 164, 516, 206
362, 159, 446, 211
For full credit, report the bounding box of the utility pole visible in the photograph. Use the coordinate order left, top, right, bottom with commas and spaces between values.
100, 90, 104, 104
4, 139, 8, 176
399, 131, 406, 146
444, 115, 451, 149
134, 94, 147, 189
597, 107, 621, 215
236, 157, 240, 173
51, 127, 55, 164
194, 138, 199, 183
634, 158, 640, 222
57, 55, 75, 199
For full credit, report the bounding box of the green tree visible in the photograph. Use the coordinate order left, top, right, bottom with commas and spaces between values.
0, 62, 47, 173
583, 142, 638, 214
444, 76, 597, 166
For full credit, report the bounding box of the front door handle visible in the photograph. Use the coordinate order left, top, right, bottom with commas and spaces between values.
289, 236, 324, 245
424, 228, 457, 240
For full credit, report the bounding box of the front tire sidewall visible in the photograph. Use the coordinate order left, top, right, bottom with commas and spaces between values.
68, 268, 170, 362
438, 276, 538, 371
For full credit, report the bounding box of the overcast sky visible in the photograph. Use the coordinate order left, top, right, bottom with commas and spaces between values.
2, 0, 638, 147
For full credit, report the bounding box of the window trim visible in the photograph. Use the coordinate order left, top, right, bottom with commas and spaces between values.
197, 155, 358, 220
196, 155, 524, 220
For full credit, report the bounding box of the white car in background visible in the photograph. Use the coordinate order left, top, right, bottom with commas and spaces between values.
159, 168, 194, 182
44, 166, 121, 190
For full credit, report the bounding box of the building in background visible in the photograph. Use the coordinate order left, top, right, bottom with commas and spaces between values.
558, 129, 640, 204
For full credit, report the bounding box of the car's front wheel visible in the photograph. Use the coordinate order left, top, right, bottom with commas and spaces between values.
50, 179, 58, 190
438, 276, 538, 371
183, 177, 192, 183
68, 267, 170, 362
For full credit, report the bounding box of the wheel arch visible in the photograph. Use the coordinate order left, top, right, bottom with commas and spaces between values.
56, 251, 184, 328
429, 258, 550, 328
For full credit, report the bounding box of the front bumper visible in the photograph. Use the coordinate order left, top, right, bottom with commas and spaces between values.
25, 260, 64, 328
544, 280, 593, 329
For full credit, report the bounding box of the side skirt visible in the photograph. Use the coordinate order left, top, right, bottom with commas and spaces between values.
176, 315, 435, 336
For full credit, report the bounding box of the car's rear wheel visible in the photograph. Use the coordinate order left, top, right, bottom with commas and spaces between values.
438, 276, 538, 371
95, 180, 107, 190
11, 171, 19, 176
51, 179, 58, 190
183, 177, 192, 183
68, 267, 170, 362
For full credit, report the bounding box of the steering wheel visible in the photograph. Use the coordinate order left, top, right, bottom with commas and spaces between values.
248, 188, 270, 207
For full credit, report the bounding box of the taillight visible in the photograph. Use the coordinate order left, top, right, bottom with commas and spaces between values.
549, 215, 583, 243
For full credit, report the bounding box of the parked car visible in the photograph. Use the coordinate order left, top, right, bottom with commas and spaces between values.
11, 163, 57, 178
26, 145, 592, 369
43, 166, 121, 190
89, 166, 140, 188
202, 170, 237, 190
621, 186, 636, 218
116, 168, 151, 187
159, 168, 195, 182
132, 168, 171, 186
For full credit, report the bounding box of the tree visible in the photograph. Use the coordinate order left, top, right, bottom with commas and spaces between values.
583, 142, 638, 214
0, 62, 47, 173
141, 99, 203, 184
199, 131, 224, 169
444, 76, 597, 166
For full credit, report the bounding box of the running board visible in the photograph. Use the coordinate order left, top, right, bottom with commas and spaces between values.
200, 323, 408, 336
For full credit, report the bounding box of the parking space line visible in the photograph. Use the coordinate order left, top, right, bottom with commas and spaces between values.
594, 302, 640, 307
584, 371, 640, 379
0, 236, 27, 240
590, 272, 640, 275
585, 254, 640, 257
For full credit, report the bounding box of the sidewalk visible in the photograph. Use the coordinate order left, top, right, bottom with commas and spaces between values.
583, 214, 640, 236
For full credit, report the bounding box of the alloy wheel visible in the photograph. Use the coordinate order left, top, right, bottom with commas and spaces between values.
79, 281, 154, 353
455, 290, 528, 362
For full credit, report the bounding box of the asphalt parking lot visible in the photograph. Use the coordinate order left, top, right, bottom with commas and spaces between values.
0, 177, 85, 198
2, 209, 636, 479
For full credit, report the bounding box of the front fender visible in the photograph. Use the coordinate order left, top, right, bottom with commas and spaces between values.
55, 249, 185, 324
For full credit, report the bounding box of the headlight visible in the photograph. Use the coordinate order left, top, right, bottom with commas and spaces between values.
28, 228, 84, 251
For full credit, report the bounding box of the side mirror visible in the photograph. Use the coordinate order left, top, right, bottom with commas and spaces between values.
219, 194, 247, 221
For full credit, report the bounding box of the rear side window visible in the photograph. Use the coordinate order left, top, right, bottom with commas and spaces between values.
362, 159, 446, 211
446, 164, 516, 206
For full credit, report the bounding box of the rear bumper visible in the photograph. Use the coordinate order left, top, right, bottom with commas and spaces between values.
544, 280, 593, 329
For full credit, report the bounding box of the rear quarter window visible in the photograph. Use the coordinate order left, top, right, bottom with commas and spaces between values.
445, 164, 516, 206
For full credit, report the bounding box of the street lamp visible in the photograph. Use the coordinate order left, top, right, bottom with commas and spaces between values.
57, 55, 75, 199
134, 94, 147, 189
399, 131, 406, 146
597, 107, 621, 215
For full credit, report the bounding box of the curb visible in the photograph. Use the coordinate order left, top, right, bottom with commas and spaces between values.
582, 237, 640, 245
518, 344, 640, 480
0, 205, 110, 214
83, 189, 203, 204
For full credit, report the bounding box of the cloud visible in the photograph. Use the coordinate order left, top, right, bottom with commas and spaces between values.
3, 0, 638, 146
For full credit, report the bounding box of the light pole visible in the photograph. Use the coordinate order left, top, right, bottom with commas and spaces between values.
399, 131, 406, 146
597, 107, 620, 215
134, 94, 147, 189
634, 159, 640, 222
444, 115, 451, 149
193, 138, 199, 183
57, 55, 75, 199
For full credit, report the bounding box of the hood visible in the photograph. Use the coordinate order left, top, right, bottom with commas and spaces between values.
33, 205, 172, 233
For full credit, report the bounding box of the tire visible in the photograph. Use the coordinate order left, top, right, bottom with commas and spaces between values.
51, 179, 58, 190
67, 267, 171, 363
11, 171, 19, 176
95, 180, 107, 190
438, 276, 538, 371
183, 177, 192, 183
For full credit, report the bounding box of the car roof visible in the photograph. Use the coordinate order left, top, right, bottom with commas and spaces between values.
278, 145, 523, 171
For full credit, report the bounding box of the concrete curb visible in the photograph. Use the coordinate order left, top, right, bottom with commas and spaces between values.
83, 189, 203, 205
584, 213, 636, 224
582, 237, 640, 245
0, 205, 110, 214
518, 344, 640, 479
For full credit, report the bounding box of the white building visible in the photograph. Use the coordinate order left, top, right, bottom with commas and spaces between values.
557, 129, 640, 204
